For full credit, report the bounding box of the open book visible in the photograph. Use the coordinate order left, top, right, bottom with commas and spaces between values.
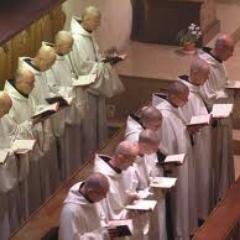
126, 200, 157, 212
211, 104, 233, 118
107, 219, 133, 237
163, 153, 186, 165
150, 177, 177, 189
187, 114, 211, 126
12, 139, 36, 154
101, 53, 127, 64
45, 96, 73, 107
72, 74, 96, 87
226, 81, 240, 89
0, 150, 9, 165
32, 103, 59, 120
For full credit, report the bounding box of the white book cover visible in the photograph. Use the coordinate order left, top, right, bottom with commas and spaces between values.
73, 74, 96, 87
164, 153, 186, 165
32, 103, 59, 119
211, 104, 233, 118
0, 150, 9, 164
107, 219, 133, 236
12, 139, 36, 154
226, 81, 240, 89
187, 114, 211, 126
150, 177, 177, 189
125, 200, 157, 211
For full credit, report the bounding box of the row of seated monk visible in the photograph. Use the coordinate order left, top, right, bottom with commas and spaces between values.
0, 4, 237, 240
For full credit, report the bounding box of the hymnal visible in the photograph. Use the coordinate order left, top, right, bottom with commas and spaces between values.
0, 150, 9, 164
72, 74, 96, 87
226, 81, 240, 89
101, 54, 127, 64
125, 200, 157, 212
150, 177, 177, 189
12, 139, 36, 154
32, 103, 59, 120
187, 114, 211, 126
107, 219, 133, 237
163, 153, 186, 165
211, 104, 233, 118
45, 96, 73, 107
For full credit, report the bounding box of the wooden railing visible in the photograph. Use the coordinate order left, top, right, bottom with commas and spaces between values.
193, 177, 240, 240
0, 1, 66, 88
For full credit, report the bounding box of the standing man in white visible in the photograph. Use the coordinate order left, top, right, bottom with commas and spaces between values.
199, 34, 235, 201
70, 6, 125, 157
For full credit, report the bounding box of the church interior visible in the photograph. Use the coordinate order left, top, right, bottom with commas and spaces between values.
1, 0, 240, 239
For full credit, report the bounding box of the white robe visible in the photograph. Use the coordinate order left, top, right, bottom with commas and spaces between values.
124, 115, 167, 240
178, 77, 213, 219
4, 80, 60, 214
199, 49, 234, 201
70, 17, 124, 157
59, 182, 109, 240
45, 54, 87, 178
94, 154, 128, 221
153, 96, 197, 240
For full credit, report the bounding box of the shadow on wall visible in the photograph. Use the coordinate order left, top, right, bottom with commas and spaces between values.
63, 0, 133, 51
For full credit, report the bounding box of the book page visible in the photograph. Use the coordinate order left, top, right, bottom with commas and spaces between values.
126, 200, 157, 211
12, 139, 36, 154
32, 103, 59, 119
211, 104, 233, 118
226, 81, 240, 89
164, 153, 185, 164
0, 150, 9, 164
73, 74, 96, 87
188, 114, 211, 126
150, 177, 177, 189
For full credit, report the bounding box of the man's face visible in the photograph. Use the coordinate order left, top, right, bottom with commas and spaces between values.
144, 118, 162, 131
88, 187, 108, 202
139, 142, 159, 155
39, 55, 56, 71
0, 101, 12, 118
194, 69, 210, 86
172, 90, 189, 107
20, 74, 35, 95
85, 15, 101, 32
118, 154, 136, 170
220, 45, 234, 61
58, 41, 73, 55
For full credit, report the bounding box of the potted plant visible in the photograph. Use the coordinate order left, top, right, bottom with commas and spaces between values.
177, 23, 202, 54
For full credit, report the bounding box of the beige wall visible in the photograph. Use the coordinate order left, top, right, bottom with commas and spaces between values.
63, 0, 133, 51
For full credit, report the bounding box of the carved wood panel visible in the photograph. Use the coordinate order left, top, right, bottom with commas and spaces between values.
0, 5, 66, 89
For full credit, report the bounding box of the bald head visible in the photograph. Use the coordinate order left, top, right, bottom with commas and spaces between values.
14, 66, 35, 95
0, 91, 12, 118
168, 81, 189, 107
190, 57, 209, 86
111, 141, 138, 170
81, 173, 109, 203
34, 45, 56, 71
139, 105, 162, 131
54, 31, 73, 55
138, 129, 160, 155
84, 172, 109, 192
81, 6, 101, 32
213, 34, 234, 61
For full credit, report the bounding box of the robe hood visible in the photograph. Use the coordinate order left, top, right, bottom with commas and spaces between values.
198, 47, 223, 68
125, 115, 143, 141
178, 75, 201, 95
4, 80, 29, 102
94, 154, 122, 178
64, 182, 92, 206
71, 17, 92, 37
